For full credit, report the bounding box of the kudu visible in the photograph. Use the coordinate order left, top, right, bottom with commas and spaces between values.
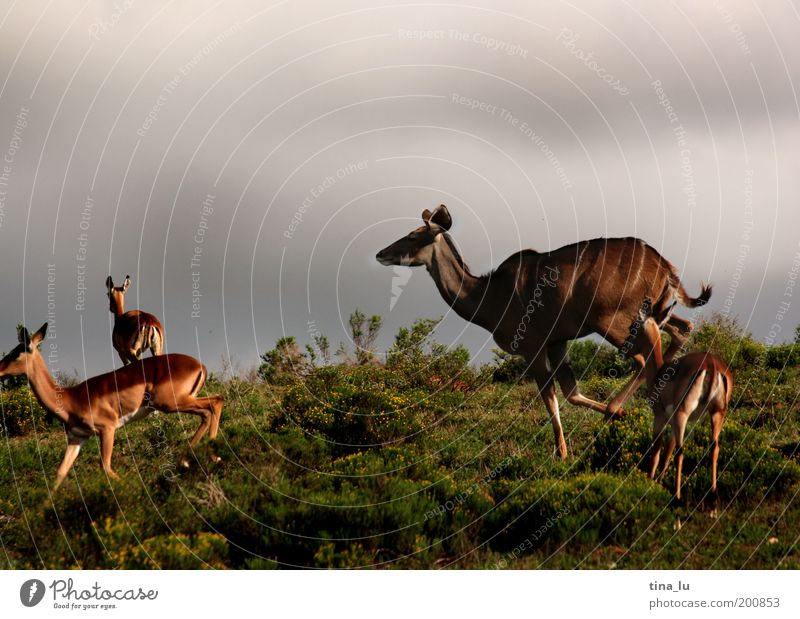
376, 205, 710, 459
0, 323, 223, 490
640, 318, 732, 502
106, 275, 164, 365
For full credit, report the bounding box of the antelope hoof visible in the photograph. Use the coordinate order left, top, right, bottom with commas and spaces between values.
212, 454, 222, 465
181, 458, 191, 469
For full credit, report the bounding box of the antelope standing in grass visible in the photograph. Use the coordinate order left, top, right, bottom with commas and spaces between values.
106, 275, 164, 365
376, 205, 710, 459
0, 323, 223, 490
640, 317, 733, 501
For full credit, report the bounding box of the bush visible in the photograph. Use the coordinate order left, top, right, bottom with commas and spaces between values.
487, 473, 671, 553
277, 365, 428, 450
94, 516, 228, 568
568, 339, 634, 379
219, 447, 475, 568
689, 313, 763, 371
0, 386, 52, 437
258, 337, 311, 384
387, 317, 478, 391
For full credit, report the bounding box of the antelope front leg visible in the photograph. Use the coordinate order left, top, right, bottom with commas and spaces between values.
53, 436, 85, 490
710, 411, 724, 496
547, 342, 608, 415
672, 412, 689, 501
534, 372, 567, 461
648, 409, 668, 480
99, 428, 120, 481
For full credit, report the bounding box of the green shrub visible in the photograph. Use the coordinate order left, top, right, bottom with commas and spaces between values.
568, 339, 633, 379
487, 473, 671, 553
689, 313, 763, 371
387, 317, 478, 391
258, 337, 311, 384
764, 344, 800, 369
94, 516, 228, 568
0, 386, 52, 437
277, 365, 428, 450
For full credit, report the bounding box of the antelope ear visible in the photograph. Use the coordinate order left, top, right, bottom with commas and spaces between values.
122, 275, 131, 291
106, 276, 114, 291
30, 323, 47, 348
422, 208, 433, 222
429, 204, 452, 230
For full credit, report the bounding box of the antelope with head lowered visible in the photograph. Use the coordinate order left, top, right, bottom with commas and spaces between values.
0, 323, 223, 490
106, 274, 164, 365
639, 317, 733, 502
376, 205, 710, 459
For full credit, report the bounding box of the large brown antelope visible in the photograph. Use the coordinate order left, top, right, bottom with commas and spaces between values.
0, 323, 223, 490
376, 205, 710, 459
106, 275, 164, 365
641, 318, 733, 501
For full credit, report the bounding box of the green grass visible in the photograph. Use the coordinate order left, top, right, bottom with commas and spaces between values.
1, 362, 798, 570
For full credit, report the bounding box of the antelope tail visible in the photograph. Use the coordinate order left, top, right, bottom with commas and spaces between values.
148, 325, 163, 355
670, 273, 712, 308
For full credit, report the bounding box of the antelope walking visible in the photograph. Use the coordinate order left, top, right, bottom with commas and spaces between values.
641, 318, 733, 501
106, 275, 164, 364
376, 205, 710, 459
0, 323, 223, 490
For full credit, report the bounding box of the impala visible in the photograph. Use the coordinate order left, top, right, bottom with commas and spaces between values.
0, 323, 223, 490
106, 274, 164, 365
642, 317, 733, 501
376, 205, 710, 459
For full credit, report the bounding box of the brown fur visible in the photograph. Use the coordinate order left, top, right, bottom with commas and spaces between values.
0, 323, 222, 490
106, 275, 164, 365
377, 205, 710, 459
644, 322, 733, 502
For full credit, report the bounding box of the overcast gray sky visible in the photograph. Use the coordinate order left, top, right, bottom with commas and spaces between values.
0, 0, 798, 376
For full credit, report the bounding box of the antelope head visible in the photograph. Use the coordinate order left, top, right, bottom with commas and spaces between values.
105, 275, 131, 315
376, 204, 453, 267
0, 323, 47, 378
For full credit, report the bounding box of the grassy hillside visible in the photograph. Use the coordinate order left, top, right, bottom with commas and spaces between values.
1, 315, 799, 569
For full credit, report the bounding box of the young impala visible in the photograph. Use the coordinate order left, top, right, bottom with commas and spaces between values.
642, 318, 733, 501
106, 275, 164, 365
376, 205, 710, 459
0, 323, 223, 490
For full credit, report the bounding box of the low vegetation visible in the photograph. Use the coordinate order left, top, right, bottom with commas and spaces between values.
0, 313, 798, 568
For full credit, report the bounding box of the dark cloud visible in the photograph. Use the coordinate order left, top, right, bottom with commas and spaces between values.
0, 0, 797, 375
